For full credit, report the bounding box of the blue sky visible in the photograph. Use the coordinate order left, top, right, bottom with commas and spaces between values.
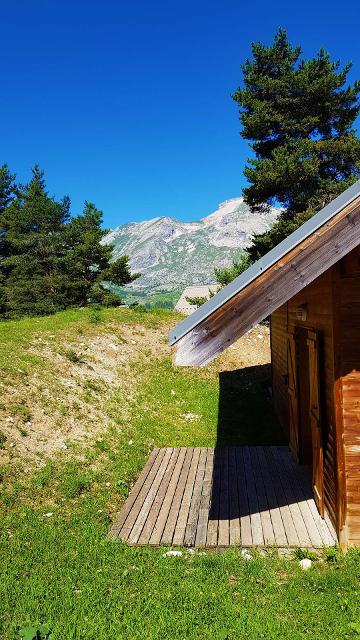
1, 0, 359, 227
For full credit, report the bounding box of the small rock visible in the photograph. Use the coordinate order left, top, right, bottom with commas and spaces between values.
187, 548, 196, 555
130, 340, 137, 345
163, 550, 183, 557
9, 442, 15, 448
241, 549, 252, 561
128, 440, 133, 445
6, 416, 14, 424
43, 512, 53, 518
171, 390, 176, 396
299, 558, 312, 570
181, 413, 200, 421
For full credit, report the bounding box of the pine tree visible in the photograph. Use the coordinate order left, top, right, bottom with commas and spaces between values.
0, 164, 16, 213
233, 28, 360, 259
64, 201, 138, 306
1, 165, 70, 317
0, 165, 16, 314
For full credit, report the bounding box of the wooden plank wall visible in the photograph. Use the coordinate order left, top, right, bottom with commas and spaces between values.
270, 306, 289, 435
335, 247, 360, 545
270, 270, 338, 533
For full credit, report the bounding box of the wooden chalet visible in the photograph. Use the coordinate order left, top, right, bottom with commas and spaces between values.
169, 180, 360, 547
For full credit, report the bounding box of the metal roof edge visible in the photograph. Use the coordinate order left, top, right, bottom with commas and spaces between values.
169, 178, 360, 346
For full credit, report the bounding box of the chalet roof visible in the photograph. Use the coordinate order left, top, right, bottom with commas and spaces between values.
169, 179, 360, 366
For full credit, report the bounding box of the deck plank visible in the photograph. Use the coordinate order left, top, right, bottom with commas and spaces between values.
110, 446, 337, 548
173, 448, 201, 546
265, 447, 300, 546
235, 447, 252, 546
184, 448, 207, 546
128, 448, 174, 543
108, 448, 160, 539
218, 447, 230, 547
161, 447, 193, 545
149, 448, 187, 545
275, 447, 323, 547
206, 449, 222, 547
250, 447, 275, 545
256, 447, 288, 546
243, 446, 264, 545
228, 447, 241, 546
280, 449, 336, 546
118, 448, 167, 541
138, 448, 180, 544
271, 446, 312, 547
194, 449, 214, 547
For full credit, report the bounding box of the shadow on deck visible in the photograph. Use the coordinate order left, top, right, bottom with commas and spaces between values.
109, 366, 337, 548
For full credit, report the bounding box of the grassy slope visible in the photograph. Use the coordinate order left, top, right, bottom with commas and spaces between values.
0, 308, 360, 639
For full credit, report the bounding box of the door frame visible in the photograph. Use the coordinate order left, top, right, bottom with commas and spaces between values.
287, 326, 325, 517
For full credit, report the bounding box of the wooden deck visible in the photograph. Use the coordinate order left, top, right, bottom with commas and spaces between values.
109, 446, 337, 548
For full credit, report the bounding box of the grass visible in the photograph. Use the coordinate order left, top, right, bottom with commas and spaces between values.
1, 308, 360, 639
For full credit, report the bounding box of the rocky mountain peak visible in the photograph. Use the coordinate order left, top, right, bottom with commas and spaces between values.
103, 198, 279, 293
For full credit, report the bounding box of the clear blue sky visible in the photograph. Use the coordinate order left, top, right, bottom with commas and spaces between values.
1, 0, 359, 227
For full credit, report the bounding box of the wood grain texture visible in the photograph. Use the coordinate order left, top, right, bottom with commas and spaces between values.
110, 447, 336, 548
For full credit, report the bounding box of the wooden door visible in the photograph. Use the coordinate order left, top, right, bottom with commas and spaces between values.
307, 330, 324, 517
287, 332, 299, 460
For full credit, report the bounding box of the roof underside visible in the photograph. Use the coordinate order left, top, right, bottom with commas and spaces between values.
169, 181, 360, 367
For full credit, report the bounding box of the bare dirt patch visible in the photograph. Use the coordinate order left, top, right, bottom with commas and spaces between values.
0, 322, 170, 465
0, 315, 269, 466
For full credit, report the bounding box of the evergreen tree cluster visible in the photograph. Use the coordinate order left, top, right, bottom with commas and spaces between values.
216, 29, 360, 285
0, 164, 139, 318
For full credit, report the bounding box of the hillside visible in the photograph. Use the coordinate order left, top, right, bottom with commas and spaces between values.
1, 309, 358, 639
103, 198, 278, 294
0, 308, 273, 465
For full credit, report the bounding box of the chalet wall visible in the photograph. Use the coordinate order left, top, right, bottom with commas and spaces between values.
335, 247, 360, 545
270, 306, 288, 435
271, 270, 338, 530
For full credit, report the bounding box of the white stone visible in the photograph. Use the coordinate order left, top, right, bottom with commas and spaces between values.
241, 549, 252, 561
181, 413, 200, 421
299, 558, 312, 570
163, 550, 183, 557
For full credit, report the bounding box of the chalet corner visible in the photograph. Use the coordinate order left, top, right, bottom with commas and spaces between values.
169, 180, 360, 548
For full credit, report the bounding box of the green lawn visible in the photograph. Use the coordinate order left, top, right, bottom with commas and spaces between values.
1, 308, 360, 640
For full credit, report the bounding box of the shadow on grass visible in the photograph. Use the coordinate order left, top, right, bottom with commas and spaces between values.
216, 364, 286, 446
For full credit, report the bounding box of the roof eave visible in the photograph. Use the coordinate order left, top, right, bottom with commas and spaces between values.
169, 178, 360, 346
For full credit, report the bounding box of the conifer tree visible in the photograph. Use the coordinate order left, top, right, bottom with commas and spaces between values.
64, 201, 138, 307
233, 28, 360, 259
1, 165, 70, 316
0, 164, 16, 213
0, 165, 16, 313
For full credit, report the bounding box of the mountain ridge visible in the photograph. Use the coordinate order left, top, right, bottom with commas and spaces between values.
103, 197, 279, 293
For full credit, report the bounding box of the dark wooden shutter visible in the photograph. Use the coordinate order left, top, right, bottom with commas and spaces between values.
287, 332, 299, 460
307, 330, 325, 517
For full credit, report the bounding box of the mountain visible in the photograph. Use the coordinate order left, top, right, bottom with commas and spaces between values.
103, 197, 279, 294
